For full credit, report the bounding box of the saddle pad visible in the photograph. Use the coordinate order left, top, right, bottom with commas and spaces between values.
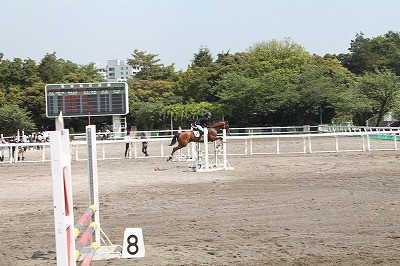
193, 130, 200, 138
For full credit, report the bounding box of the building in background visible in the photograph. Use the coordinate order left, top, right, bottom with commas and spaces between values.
106, 59, 139, 82
93, 62, 107, 81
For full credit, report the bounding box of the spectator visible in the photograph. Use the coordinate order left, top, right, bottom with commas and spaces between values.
0, 136, 6, 162
124, 131, 131, 158
9, 136, 17, 162
17, 136, 25, 161
140, 132, 149, 157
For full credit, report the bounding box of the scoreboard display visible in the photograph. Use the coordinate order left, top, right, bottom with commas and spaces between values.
45, 82, 129, 117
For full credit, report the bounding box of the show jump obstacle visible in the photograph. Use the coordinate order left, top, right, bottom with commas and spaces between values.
194, 128, 233, 172
50, 125, 145, 266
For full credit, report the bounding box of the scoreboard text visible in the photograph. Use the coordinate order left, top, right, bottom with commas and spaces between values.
45, 82, 129, 117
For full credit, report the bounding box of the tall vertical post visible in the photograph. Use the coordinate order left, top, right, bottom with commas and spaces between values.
112, 115, 121, 138
56, 111, 65, 131
203, 128, 209, 169
86, 125, 100, 245
50, 129, 76, 266
223, 129, 228, 170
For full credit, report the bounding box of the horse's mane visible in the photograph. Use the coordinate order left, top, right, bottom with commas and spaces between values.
210, 120, 229, 129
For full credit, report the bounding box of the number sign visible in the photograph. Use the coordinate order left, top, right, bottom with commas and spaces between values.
122, 228, 145, 258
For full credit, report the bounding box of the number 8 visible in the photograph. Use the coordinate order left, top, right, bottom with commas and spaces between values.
127, 235, 139, 255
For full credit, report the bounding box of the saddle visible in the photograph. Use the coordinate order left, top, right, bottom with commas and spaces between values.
192, 126, 201, 138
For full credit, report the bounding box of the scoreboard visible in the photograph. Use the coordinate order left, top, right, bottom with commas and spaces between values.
45, 82, 129, 117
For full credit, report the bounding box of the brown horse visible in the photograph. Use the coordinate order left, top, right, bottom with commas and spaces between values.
167, 120, 229, 161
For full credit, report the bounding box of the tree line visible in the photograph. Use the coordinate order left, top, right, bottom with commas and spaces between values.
1, 31, 400, 135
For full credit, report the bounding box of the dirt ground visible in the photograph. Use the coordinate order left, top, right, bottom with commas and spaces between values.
0, 138, 400, 265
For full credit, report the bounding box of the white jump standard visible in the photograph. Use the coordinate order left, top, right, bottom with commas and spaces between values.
194, 128, 233, 172
50, 125, 144, 266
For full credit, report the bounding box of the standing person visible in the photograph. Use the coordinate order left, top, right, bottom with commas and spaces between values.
9, 136, 17, 162
140, 132, 149, 157
124, 131, 131, 158
194, 112, 212, 139
17, 136, 25, 161
0, 136, 6, 162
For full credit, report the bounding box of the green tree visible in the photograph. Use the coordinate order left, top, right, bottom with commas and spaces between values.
356, 69, 400, 126
22, 82, 50, 128
0, 104, 35, 136
38, 52, 63, 83
0, 90, 6, 105
191, 46, 214, 68
246, 38, 312, 77
129, 79, 176, 103
339, 31, 400, 75
128, 101, 165, 130
162, 102, 225, 129
0, 58, 24, 90
291, 56, 356, 125
216, 73, 262, 125
127, 49, 175, 81
21, 58, 41, 87
175, 67, 214, 102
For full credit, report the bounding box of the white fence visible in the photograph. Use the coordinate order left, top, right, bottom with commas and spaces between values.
1, 126, 400, 164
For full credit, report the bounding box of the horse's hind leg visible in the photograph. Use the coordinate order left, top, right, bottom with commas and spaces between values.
167, 146, 180, 162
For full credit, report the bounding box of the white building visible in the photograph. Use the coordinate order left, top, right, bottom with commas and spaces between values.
106, 59, 140, 82
98, 67, 107, 80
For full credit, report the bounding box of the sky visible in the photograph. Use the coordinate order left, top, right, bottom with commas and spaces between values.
1, 0, 399, 70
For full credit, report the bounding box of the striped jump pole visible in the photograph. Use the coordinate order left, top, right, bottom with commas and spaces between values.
80, 243, 99, 266
75, 222, 97, 259
74, 205, 97, 238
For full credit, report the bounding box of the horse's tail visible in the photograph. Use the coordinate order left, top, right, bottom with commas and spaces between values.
169, 133, 180, 146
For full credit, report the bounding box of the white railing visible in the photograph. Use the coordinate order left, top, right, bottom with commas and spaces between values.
226, 130, 400, 156
0, 142, 50, 163
2, 127, 400, 164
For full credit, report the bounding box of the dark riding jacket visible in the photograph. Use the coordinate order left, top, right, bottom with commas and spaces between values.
195, 117, 210, 127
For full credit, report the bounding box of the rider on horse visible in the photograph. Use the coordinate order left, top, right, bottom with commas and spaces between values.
194, 112, 212, 139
